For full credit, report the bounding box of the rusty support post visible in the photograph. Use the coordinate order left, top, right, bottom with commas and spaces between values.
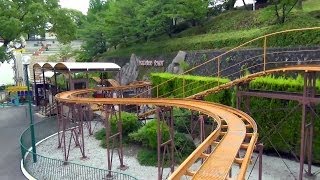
118, 105, 126, 169
78, 104, 86, 159
57, 102, 62, 148
62, 103, 69, 163
299, 72, 308, 180
258, 143, 264, 180
42, 68, 46, 101
170, 107, 175, 173
104, 105, 112, 177
156, 107, 162, 180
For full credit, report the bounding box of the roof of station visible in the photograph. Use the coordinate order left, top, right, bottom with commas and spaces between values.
33, 62, 121, 72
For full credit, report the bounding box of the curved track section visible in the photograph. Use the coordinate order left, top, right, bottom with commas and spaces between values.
56, 89, 258, 179
189, 65, 320, 99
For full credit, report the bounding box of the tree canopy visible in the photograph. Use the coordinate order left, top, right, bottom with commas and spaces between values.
77, 0, 210, 62
0, 0, 79, 62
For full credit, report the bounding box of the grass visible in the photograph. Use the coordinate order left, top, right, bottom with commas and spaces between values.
303, 0, 320, 12
101, 0, 319, 60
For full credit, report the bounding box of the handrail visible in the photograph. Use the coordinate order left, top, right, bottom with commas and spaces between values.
135, 27, 320, 98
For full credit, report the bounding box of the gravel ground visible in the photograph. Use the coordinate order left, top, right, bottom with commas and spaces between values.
25, 121, 320, 180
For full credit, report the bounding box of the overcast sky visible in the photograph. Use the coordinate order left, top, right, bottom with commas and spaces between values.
59, 0, 90, 14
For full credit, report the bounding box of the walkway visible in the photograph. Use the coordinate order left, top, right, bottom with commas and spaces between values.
0, 106, 41, 180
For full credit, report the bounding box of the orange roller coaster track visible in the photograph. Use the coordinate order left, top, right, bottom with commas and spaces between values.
55, 27, 320, 180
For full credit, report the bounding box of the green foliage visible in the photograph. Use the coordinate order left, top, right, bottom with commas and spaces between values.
100, 0, 319, 59
269, 0, 300, 23
137, 149, 158, 166
0, 0, 77, 62
110, 112, 141, 136
174, 108, 192, 133
174, 132, 196, 160
150, 73, 231, 105
95, 128, 106, 140
129, 120, 170, 149
77, 0, 210, 61
94, 112, 141, 148
248, 75, 320, 162
136, 133, 196, 166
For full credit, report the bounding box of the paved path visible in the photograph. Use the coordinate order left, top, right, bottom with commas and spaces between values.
0, 106, 41, 180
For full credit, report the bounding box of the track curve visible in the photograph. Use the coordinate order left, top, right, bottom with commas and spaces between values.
56, 87, 258, 179
190, 65, 320, 99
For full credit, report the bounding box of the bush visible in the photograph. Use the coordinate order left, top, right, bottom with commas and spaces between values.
129, 120, 170, 149
137, 149, 158, 166
174, 108, 192, 133
110, 111, 141, 136
94, 112, 141, 148
130, 117, 196, 166
174, 132, 196, 160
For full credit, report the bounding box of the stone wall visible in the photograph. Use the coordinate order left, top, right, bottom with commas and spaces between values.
185, 46, 320, 79
103, 46, 320, 80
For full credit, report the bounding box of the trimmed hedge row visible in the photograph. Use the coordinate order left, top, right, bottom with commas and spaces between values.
150, 73, 232, 105
151, 73, 320, 162
249, 75, 320, 162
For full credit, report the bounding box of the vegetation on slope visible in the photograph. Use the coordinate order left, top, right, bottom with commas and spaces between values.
77, 0, 320, 61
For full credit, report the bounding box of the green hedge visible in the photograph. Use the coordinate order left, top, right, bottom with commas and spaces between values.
249, 75, 320, 162
151, 73, 320, 162
150, 73, 231, 105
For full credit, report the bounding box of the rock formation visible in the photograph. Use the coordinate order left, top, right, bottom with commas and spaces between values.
166, 50, 187, 74
116, 54, 139, 85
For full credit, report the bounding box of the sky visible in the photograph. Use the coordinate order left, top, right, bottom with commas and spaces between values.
59, 0, 90, 14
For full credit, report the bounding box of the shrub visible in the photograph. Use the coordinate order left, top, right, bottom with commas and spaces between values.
174, 132, 196, 160
174, 108, 192, 133
110, 111, 141, 136
129, 120, 170, 149
137, 149, 158, 166
94, 112, 141, 148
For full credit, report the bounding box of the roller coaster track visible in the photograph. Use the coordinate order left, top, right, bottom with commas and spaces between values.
56, 90, 258, 180
55, 27, 320, 179
189, 65, 320, 99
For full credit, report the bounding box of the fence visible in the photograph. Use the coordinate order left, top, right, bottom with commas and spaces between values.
20, 117, 137, 180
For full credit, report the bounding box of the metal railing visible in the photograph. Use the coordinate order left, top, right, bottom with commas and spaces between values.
135, 27, 320, 99
20, 117, 138, 180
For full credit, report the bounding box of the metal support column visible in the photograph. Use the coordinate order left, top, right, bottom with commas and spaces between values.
156, 107, 175, 180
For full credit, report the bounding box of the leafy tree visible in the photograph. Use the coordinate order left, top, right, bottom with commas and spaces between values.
0, 0, 77, 62
271, 0, 299, 23
76, 0, 110, 61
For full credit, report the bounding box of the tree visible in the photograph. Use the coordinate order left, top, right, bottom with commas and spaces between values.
0, 0, 77, 62
271, 0, 298, 23
76, 0, 110, 62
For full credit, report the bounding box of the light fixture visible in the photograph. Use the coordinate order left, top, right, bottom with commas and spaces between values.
22, 55, 31, 65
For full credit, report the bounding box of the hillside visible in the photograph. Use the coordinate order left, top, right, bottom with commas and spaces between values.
102, 0, 320, 59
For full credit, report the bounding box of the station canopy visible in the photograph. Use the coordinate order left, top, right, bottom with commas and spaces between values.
33, 62, 121, 72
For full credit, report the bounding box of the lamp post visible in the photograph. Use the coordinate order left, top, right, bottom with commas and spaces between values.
22, 55, 37, 163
